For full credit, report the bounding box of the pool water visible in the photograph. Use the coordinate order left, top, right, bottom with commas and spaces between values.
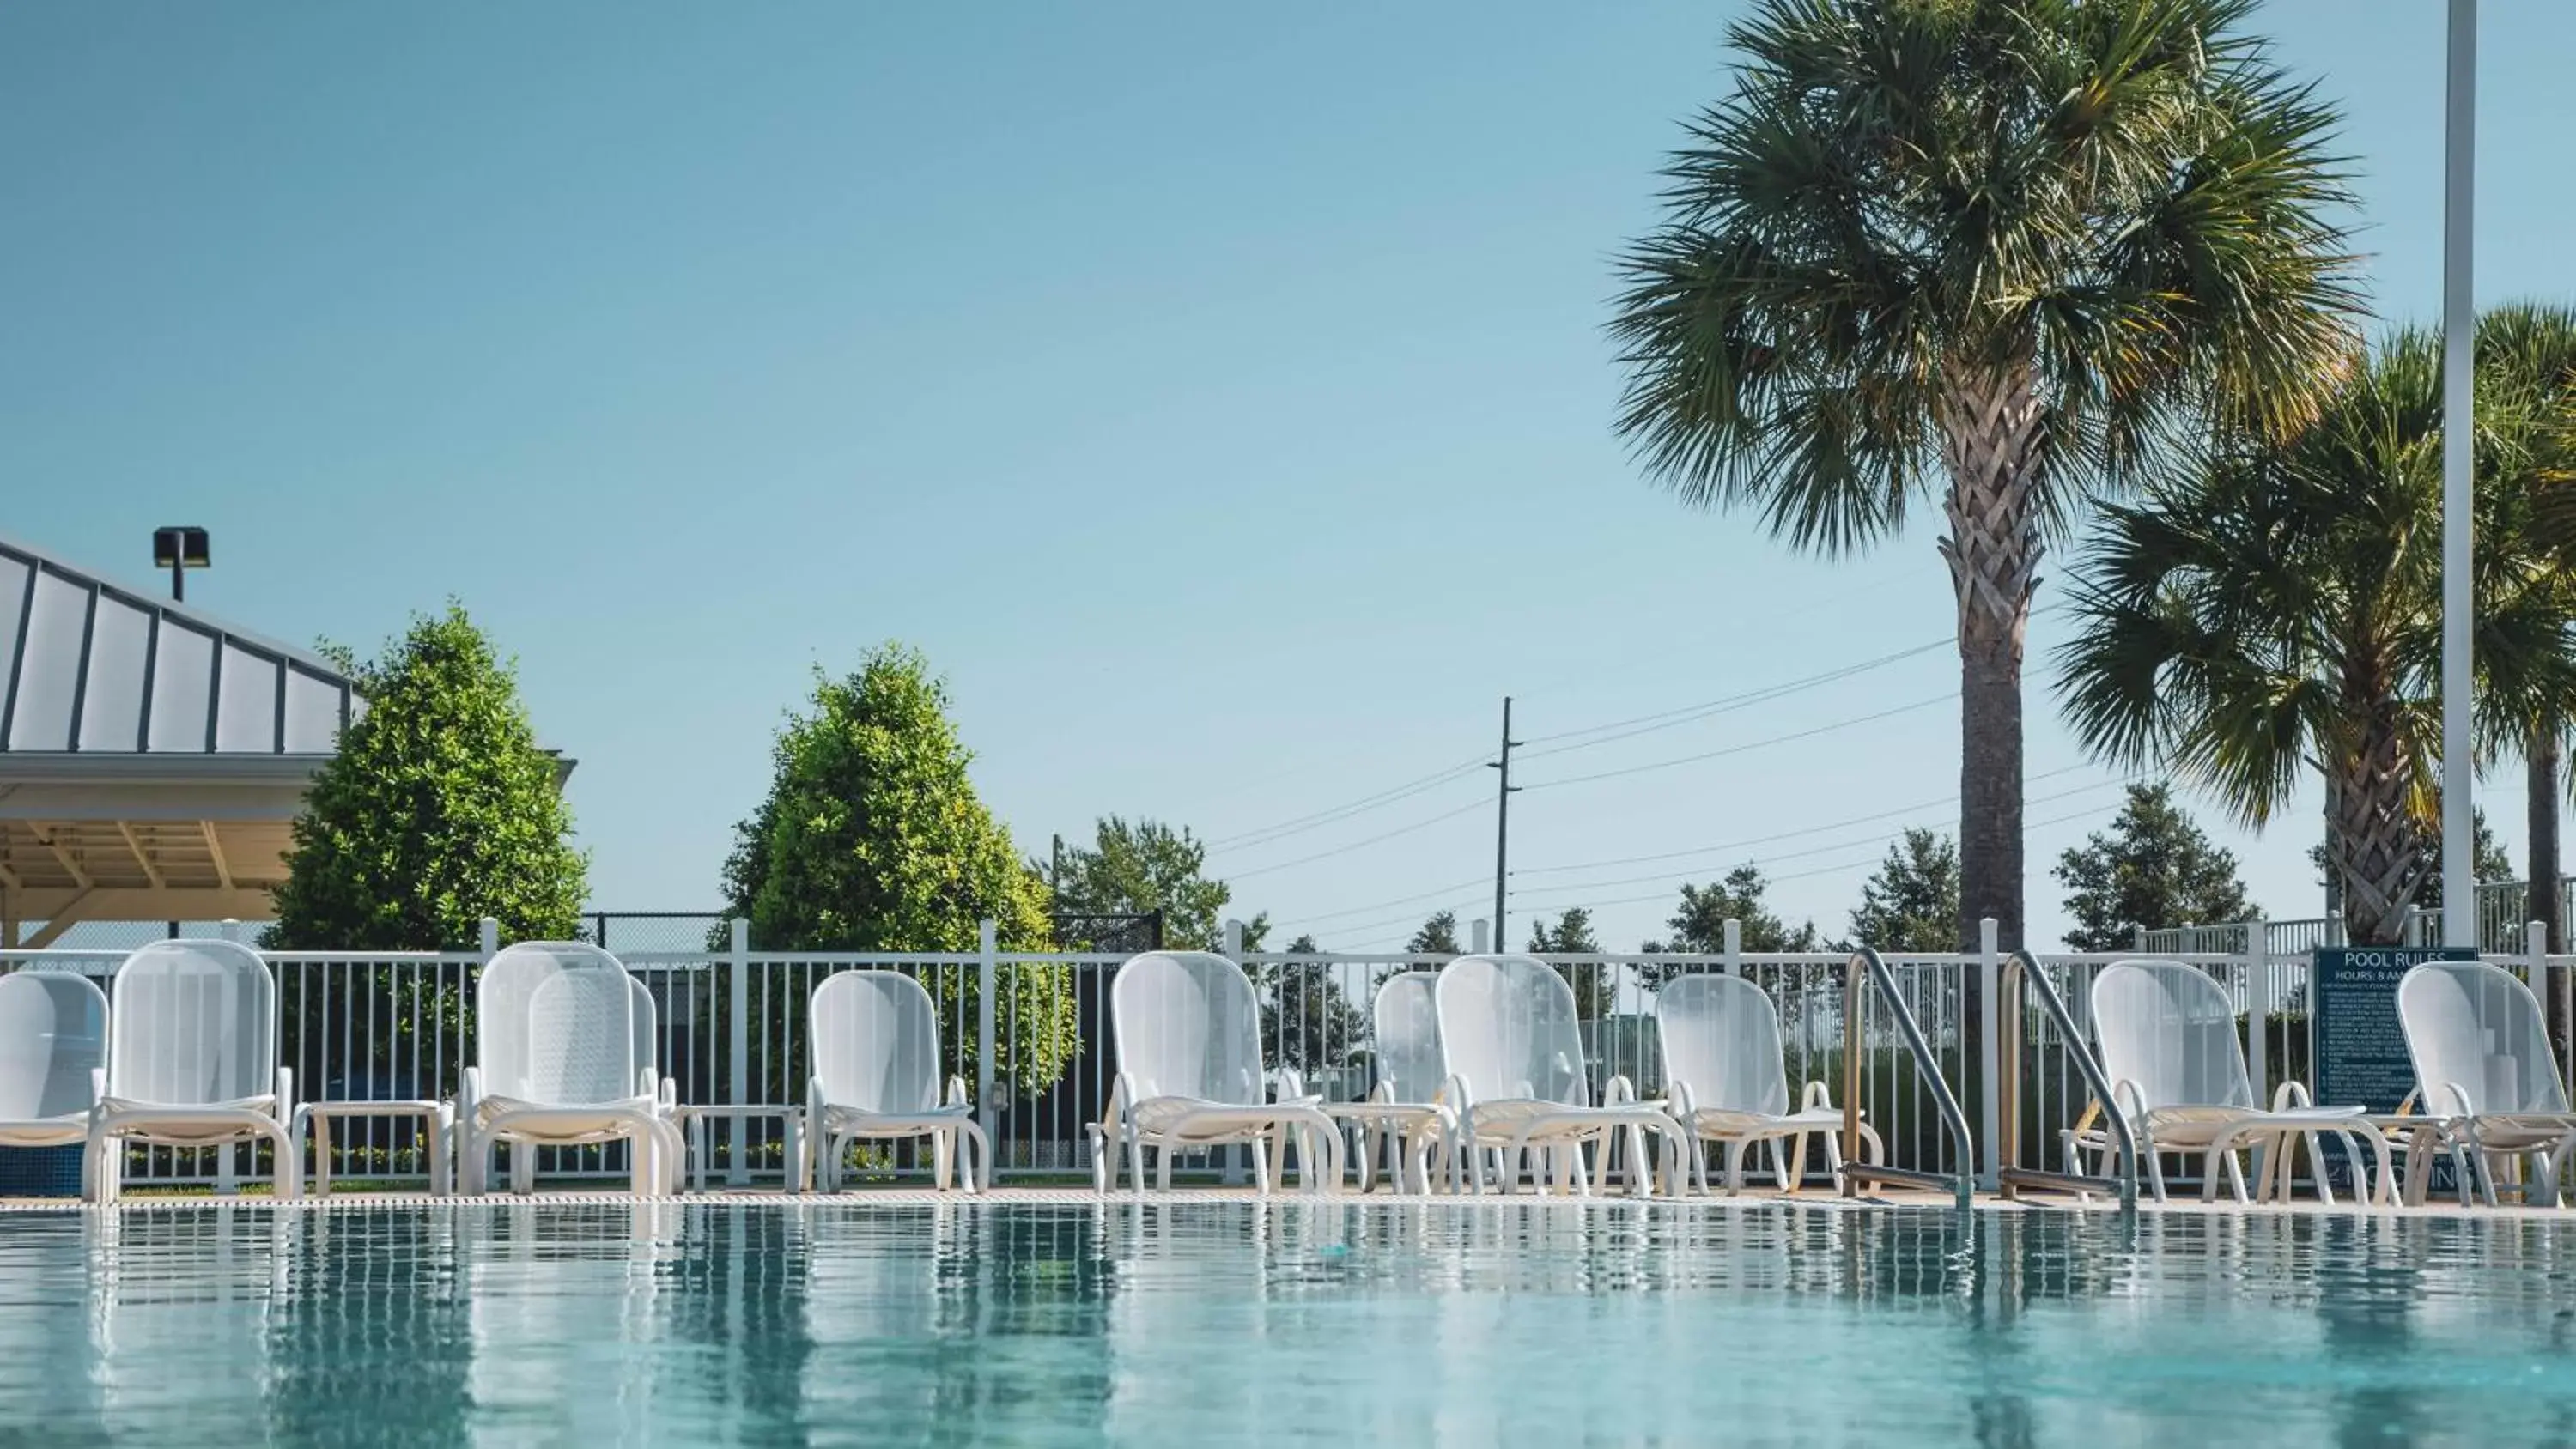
1, 1201, 2572, 1446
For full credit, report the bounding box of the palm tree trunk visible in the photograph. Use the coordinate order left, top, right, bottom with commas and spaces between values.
2331, 700, 2426, 946
1937, 368, 2043, 954
2530, 723, 2568, 1068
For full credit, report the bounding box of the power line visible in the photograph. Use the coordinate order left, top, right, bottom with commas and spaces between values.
1205, 755, 1487, 854
1558, 798, 2129, 913
1221, 797, 1491, 883
1197, 625, 1996, 860
1514, 636, 1953, 760
1516, 694, 1953, 793
1506, 762, 2100, 880
1279, 875, 1489, 928
1507, 774, 2135, 900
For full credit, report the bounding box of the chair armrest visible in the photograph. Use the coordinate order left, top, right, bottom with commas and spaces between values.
2272, 1081, 2313, 1110
1800, 1080, 1835, 1112
1603, 1074, 1637, 1106
1275, 1066, 1308, 1103
1437, 1074, 1473, 1116
276, 1067, 295, 1120
2110, 1080, 2147, 1124
2437, 1081, 2478, 1119
1665, 1079, 1698, 1120
88, 1067, 106, 1110
946, 1075, 971, 1109
1368, 1080, 1394, 1105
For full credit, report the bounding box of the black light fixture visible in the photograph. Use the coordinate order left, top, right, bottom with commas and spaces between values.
150, 526, 210, 601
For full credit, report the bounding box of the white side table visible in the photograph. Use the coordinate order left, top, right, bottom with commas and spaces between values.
295, 1100, 453, 1197
673, 1105, 805, 1192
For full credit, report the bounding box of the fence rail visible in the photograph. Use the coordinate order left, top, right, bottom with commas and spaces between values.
9, 921, 2573, 1196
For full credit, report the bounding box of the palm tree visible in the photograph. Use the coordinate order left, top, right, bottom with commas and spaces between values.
2475, 306, 2576, 959
2057, 324, 2575, 945
1609, 0, 2360, 952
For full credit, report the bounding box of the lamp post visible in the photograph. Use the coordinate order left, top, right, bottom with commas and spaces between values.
2439, 0, 2476, 948
149, 527, 209, 941
150, 526, 210, 603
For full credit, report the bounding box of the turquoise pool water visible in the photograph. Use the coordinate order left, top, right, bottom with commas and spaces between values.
0, 1201, 2571, 1445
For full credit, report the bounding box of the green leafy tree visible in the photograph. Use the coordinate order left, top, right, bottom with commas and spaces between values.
1406, 911, 1462, 955
1263, 934, 1368, 1076
718, 646, 1074, 1094
2052, 784, 2259, 951
1637, 864, 1821, 988
1527, 907, 1617, 1019
270, 603, 586, 951
1849, 830, 1962, 954
1609, 0, 2360, 955
268, 604, 585, 1106
2059, 324, 2576, 944
1045, 817, 1261, 951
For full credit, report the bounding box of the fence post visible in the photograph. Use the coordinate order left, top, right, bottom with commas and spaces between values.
728, 918, 750, 1185
1220, 919, 1247, 1184
1469, 919, 1489, 954
1722, 918, 1741, 978
977, 919, 998, 1161
2243, 931, 2268, 1101
1978, 916, 2000, 1191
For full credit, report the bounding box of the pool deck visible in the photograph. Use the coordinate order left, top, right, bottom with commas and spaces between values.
9, 1185, 2569, 1218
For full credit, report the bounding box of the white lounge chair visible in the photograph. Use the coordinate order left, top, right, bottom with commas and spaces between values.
806, 970, 992, 1193
1090, 952, 1343, 1194
0, 971, 108, 1156
457, 943, 682, 1196
1656, 972, 1881, 1194
2081, 959, 2391, 1204
87, 940, 299, 1202
1317, 971, 1455, 1193
2398, 961, 2576, 1207
1434, 955, 1686, 1197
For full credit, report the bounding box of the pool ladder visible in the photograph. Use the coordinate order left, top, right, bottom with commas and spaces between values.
1837, 947, 1978, 1212
1833, 947, 2141, 1212
1995, 949, 2138, 1210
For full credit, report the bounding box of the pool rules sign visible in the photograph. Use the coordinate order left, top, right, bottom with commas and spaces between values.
2311, 945, 2475, 1191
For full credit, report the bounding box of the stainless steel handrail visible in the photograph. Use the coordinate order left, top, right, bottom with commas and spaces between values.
1840, 946, 1976, 1212
1996, 949, 2138, 1210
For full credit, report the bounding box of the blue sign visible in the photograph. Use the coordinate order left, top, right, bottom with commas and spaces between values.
2311, 945, 2475, 1191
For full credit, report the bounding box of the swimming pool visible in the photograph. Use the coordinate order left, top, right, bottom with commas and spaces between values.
0, 1200, 2570, 1445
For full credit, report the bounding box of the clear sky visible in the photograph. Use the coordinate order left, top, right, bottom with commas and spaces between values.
6, 3, 2572, 953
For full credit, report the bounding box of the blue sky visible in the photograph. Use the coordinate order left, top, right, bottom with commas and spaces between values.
5, 3, 2572, 952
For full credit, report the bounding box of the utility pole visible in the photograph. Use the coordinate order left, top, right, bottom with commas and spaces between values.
2439, 0, 2476, 947
1488, 697, 1521, 950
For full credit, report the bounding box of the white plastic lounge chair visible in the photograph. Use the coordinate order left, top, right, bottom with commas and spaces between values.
457, 943, 682, 1196
1317, 971, 1455, 1193
2398, 961, 2576, 1207
2080, 960, 2391, 1204
806, 970, 992, 1193
1089, 952, 1343, 1194
87, 940, 299, 1203
0, 972, 109, 1155
1434, 955, 1686, 1197
1656, 972, 1881, 1194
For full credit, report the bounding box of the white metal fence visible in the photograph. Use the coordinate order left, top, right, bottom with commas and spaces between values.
7, 920, 2572, 1195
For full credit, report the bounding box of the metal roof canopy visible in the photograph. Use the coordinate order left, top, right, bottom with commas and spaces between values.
0, 530, 360, 947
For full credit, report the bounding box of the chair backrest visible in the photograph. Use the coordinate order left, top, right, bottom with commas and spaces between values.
1434, 955, 1590, 1109
2090, 961, 2254, 1113
629, 974, 659, 1090
2398, 961, 2570, 1117
1653, 973, 1789, 1117
1110, 953, 1266, 1107
1370, 971, 1444, 1106
0, 971, 108, 1120
107, 940, 278, 1106
811, 970, 945, 1116
477, 943, 639, 1106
